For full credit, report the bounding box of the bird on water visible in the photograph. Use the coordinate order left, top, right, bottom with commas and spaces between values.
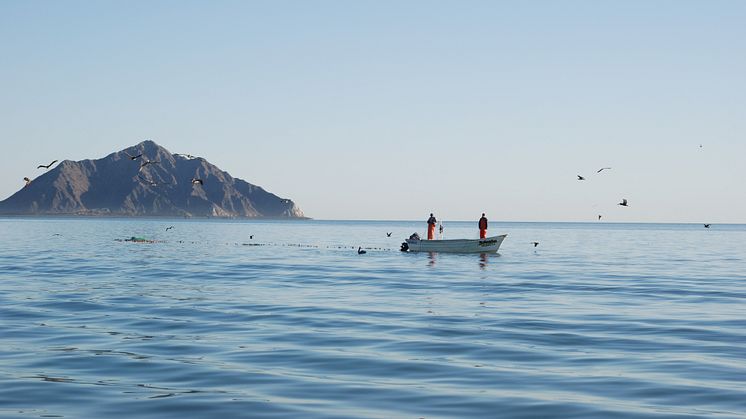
357, 246, 367, 254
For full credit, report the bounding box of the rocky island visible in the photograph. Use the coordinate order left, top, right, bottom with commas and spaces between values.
0, 140, 306, 218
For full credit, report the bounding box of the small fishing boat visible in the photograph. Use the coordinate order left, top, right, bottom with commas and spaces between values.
401, 234, 507, 253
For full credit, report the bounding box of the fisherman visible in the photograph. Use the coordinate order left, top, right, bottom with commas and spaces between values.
478, 213, 488, 239
427, 213, 437, 240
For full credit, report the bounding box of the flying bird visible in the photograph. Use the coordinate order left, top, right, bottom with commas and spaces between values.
577, 175, 585, 181
165, 226, 174, 231
618, 198, 628, 207
704, 224, 711, 228
531, 242, 539, 247
357, 246, 367, 254
597, 167, 611, 173
598, 215, 602, 221
23, 177, 31, 186
386, 232, 392, 237
37, 160, 58, 169
249, 235, 254, 239
139, 160, 160, 169
175, 153, 198, 159
125, 152, 142, 161
191, 178, 203, 185
280, 199, 291, 203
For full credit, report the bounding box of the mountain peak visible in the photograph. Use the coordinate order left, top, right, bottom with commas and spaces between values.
0, 141, 306, 218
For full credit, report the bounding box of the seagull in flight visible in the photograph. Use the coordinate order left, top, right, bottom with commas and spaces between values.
704, 224, 711, 228
618, 198, 628, 207
598, 215, 602, 220
140, 160, 159, 168
125, 152, 142, 161
175, 153, 198, 160
577, 175, 585, 181
386, 232, 392, 237
165, 226, 174, 231
597, 167, 611, 173
531, 242, 539, 247
23, 177, 31, 187
37, 160, 58, 169
191, 178, 203, 185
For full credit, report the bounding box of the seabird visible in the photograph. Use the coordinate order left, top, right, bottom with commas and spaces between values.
618, 198, 628, 207
175, 153, 197, 159
598, 215, 602, 220
280, 199, 291, 203
126, 152, 142, 161
23, 177, 31, 186
704, 224, 711, 228
597, 167, 611, 173
166, 226, 174, 231
191, 178, 203, 185
532, 242, 539, 247
139, 160, 159, 169
357, 246, 367, 254
577, 175, 585, 181
386, 232, 392, 237
37, 160, 58, 169
250, 235, 254, 239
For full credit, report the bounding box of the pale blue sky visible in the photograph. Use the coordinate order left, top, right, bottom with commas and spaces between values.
1, 1, 744, 222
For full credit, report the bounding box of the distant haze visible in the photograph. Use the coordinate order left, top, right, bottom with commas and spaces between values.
1, 1, 744, 222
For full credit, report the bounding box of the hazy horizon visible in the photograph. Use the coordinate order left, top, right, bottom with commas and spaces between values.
2, 1, 744, 223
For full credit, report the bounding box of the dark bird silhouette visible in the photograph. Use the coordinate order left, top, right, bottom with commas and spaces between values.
532, 242, 539, 247
704, 224, 711, 228
598, 215, 602, 221
577, 175, 585, 181
250, 235, 254, 239
125, 152, 142, 160
23, 177, 31, 187
386, 232, 392, 237
165, 226, 174, 231
280, 199, 291, 203
191, 178, 203, 185
139, 160, 160, 170
618, 198, 628, 207
37, 160, 58, 169
357, 246, 367, 254
597, 167, 611, 173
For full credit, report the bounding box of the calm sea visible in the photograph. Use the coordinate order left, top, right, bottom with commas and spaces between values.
1, 218, 744, 418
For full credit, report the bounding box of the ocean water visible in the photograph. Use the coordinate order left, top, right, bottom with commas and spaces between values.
1, 218, 744, 418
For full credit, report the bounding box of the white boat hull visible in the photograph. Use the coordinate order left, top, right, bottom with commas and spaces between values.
403, 234, 507, 253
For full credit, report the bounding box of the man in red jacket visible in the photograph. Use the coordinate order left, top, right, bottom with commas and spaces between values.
427, 213, 437, 240
478, 213, 488, 239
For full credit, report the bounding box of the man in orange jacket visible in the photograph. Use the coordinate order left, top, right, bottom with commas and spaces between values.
478, 213, 488, 239
427, 213, 437, 240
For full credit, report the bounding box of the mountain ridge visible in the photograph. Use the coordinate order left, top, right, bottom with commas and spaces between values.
0, 140, 306, 218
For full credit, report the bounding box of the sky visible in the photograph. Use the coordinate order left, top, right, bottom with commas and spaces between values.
1, 1, 744, 222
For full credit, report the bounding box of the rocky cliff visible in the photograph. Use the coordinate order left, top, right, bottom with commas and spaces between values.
0, 140, 306, 218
